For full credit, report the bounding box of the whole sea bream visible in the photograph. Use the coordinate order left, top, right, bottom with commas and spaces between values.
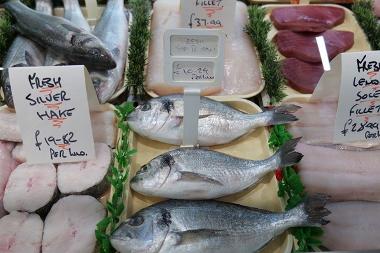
1, 0, 51, 108
3, 0, 116, 70
90, 0, 129, 103
131, 138, 303, 199
111, 195, 330, 253
45, 0, 91, 66
128, 95, 300, 146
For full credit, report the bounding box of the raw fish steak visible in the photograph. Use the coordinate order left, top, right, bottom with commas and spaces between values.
146, 0, 262, 96
274, 30, 354, 63
57, 143, 111, 197
0, 141, 17, 218
323, 201, 380, 250
42, 195, 106, 253
296, 143, 380, 202
271, 6, 345, 32
3, 163, 57, 215
0, 211, 43, 253
281, 58, 324, 94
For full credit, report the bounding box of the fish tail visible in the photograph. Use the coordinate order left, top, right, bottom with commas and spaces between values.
266, 104, 301, 125
289, 194, 331, 227
275, 137, 303, 168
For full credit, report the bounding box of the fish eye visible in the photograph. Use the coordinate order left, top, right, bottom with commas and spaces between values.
88, 48, 101, 57
128, 215, 144, 226
141, 165, 148, 172
92, 77, 101, 86
140, 103, 151, 111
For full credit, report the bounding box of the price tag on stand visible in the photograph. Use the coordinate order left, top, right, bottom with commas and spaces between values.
180, 0, 236, 36
333, 51, 380, 144
9, 65, 98, 164
164, 28, 224, 146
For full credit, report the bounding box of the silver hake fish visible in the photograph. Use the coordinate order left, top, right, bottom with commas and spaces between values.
90, 0, 129, 103
3, 0, 116, 70
44, 0, 91, 66
111, 195, 330, 253
1, 0, 51, 108
131, 138, 303, 199
128, 95, 300, 146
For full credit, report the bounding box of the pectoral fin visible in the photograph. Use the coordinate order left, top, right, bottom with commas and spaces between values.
173, 229, 225, 246
177, 171, 223, 186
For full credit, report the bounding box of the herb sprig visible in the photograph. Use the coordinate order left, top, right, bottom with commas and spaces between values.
95, 102, 136, 253
246, 5, 286, 104
125, 0, 151, 100
246, 5, 325, 252
353, 0, 380, 50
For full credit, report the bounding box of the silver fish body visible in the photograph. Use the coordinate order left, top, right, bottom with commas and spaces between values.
131, 138, 303, 199
90, 0, 129, 103
1, 0, 51, 108
4, 0, 116, 70
44, 0, 90, 66
128, 95, 300, 146
111, 196, 330, 253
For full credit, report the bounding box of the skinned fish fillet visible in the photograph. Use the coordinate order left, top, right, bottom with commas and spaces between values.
323, 201, 380, 250
0, 212, 43, 253
0, 141, 18, 218
146, 0, 262, 96
0, 108, 117, 148
296, 143, 380, 202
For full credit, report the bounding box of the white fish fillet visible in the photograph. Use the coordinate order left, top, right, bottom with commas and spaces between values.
297, 143, 380, 202
146, 0, 262, 96
3, 163, 57, 213
57, 142, 111, 197
0, 141, 18, 218
0, 109, 117, 148
42, 195, 106, 253
323, 201, 380, 250
0, 211, 43, 253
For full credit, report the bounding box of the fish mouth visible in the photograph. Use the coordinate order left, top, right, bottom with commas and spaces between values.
126, 114, 137, 122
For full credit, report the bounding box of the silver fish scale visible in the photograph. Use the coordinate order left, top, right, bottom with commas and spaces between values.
149, 200, 292, 253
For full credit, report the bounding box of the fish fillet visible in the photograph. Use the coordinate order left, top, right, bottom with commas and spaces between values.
0, 109, 117, 148
0, 141, 18, 218
274, 30, 354, 63
270, 6, 345, 32
281, 58, 324, 94
57, 142, 111, 198
42, 195, 106, 253
296, 143, 380, 202
146, 0, 262, 96
0, 211, 43, 253
3, 163, 57, 214
323, 201, 380, 250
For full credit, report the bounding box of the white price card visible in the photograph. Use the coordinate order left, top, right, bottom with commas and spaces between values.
9, 65, 97, 164
180, 0, 236, 35
334, 51, 380, 143
164, 28, 224, 88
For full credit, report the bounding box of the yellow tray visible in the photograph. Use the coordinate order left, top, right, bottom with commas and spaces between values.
115, 97, 293, 253
264, 4, 371, 97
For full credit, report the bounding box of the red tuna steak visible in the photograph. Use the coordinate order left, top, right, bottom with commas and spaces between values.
281, 58, 324, 94
274, 30, 354, 63
271, 6, 345, 32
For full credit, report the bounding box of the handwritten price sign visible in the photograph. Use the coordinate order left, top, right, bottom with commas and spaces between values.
180, 0, 236, 35
10, 66, 96, 164
334, 52, 380, 143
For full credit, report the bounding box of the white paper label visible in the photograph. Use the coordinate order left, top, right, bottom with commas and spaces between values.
334, 51, 380, 143
164, 29, 224, 88
180, 0, 236, 35
9, 65, 96, 164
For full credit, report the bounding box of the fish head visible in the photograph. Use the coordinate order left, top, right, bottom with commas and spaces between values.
127, 99, 172, 134
131, 153, 175, 193
72, 34, 116, 70
111, 208, 171, 253
90, 71, 113, 103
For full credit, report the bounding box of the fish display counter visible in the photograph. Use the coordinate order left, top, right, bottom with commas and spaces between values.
1, 0, 380, 252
